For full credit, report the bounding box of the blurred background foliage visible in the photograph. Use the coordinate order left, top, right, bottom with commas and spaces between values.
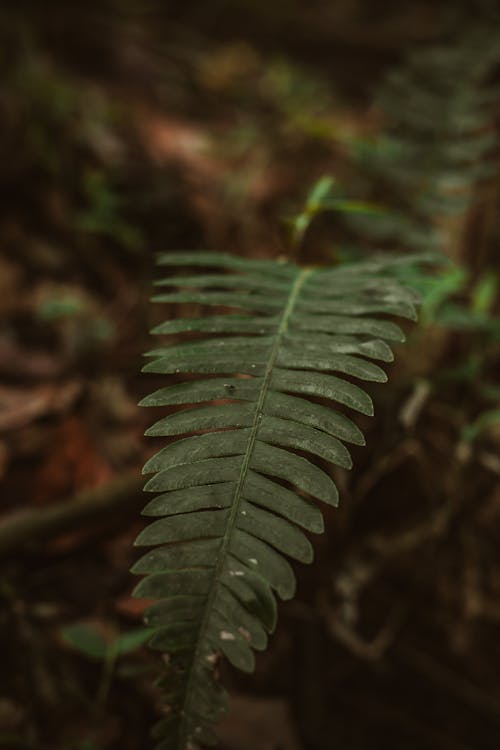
1, 1, 500, 749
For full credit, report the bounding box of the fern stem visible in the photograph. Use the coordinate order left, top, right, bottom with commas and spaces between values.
178, 268, 314, 748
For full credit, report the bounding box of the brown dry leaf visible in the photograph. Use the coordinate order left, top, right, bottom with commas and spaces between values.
34, 415, 113, 506
0, 336, 63, 379
0, 382, 81, 433
115, 594, 153, 621
139, 111, 217, 177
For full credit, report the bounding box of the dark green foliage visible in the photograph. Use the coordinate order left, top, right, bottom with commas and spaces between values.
133, 250, 430, 749
349, 16, 500, 253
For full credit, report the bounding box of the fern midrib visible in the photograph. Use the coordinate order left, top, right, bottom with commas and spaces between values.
178, 267, 313, 747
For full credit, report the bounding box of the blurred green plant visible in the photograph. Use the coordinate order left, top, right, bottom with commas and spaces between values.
36, 290, 115, 352
62, 621, 155, 707
461, 408, 500, 442
62, 621, 155, 660
401, 265, 500, 339
76, 171, 143, 251
3, 29, 145, 267
288, 173, 500, 452
334, 12, 500, 257
392, 262, 500, 442
288, 175, 385, 249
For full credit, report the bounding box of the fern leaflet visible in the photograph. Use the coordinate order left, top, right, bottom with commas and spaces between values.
133, 250, 428, 749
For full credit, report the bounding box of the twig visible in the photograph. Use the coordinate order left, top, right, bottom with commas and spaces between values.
320, 600, 404, 661
399, 379, 431, 429
367, 499, 454, 558
0, 472, 143, 558
397, 643, 500, 721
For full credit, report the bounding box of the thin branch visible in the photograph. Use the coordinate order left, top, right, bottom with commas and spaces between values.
0, 472, 143, 558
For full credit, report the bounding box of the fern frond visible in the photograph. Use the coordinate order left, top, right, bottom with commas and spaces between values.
349, 18, 500, 254
134, 251, 426, 749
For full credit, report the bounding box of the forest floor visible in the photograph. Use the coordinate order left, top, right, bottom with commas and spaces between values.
1, 3, 500, 749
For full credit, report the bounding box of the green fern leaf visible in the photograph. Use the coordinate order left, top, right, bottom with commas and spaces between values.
134, 251, 427, 749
